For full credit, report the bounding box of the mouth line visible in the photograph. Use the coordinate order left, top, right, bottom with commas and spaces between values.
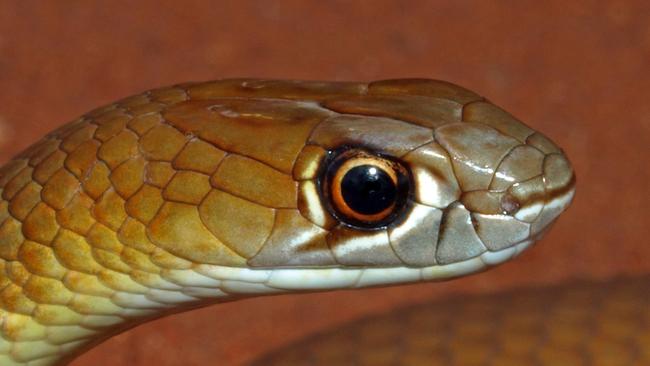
197, 239, 536, 293
543, 184, 576, 212
542, 172, 577, 204
513, 180, 576, 222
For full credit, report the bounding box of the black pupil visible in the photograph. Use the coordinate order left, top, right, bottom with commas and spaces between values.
340, 165, 397, 215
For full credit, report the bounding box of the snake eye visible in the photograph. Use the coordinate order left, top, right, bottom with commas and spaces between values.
324, 149, 410, 228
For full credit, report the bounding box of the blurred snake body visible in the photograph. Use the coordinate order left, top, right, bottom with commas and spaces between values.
0, 79, 576, 365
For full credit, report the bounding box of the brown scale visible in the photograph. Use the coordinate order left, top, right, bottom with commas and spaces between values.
253, 276, 650, 366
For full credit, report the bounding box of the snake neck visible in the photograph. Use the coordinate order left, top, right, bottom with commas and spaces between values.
0, 255, 283, 365
1, 250, 347, 365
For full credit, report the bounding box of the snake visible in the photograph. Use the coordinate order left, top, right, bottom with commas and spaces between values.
0, 78, 577, 365
255, 275, 650, 366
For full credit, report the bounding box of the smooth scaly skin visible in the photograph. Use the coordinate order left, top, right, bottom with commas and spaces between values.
0, 79, 575, 365
256, 276, 650, 366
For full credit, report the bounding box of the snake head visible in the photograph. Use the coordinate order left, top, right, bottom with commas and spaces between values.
181, 79, 576, 288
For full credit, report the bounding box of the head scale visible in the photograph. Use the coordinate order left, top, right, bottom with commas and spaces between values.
144, 78, 576, 290
200, 79, 577, 287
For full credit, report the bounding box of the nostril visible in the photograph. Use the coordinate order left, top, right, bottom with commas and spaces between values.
500, 193, 520, 215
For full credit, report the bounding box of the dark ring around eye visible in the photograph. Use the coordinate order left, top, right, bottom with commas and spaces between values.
322, 149, 410, 229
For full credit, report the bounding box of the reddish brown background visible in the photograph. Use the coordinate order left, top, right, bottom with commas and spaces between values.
0, 1, 648, 365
